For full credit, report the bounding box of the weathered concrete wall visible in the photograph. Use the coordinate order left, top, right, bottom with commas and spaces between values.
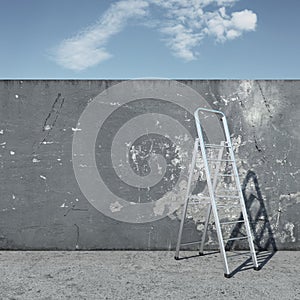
0, 80, 299, 250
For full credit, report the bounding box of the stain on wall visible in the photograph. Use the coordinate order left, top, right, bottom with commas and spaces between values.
0, 80, 299, 250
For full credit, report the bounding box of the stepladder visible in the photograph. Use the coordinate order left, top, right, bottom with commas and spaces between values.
175, 108, 259, 278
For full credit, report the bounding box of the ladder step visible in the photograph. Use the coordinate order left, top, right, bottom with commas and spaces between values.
215, 195, 240, 198
217, 189, 239, 193
189, 196, 210, 204
189, 200, 210, 205
189, 195, 210, 200
180, 241, 201, 246
207, 159, 234, 162
220, 220, 244, 225
225, 236, 248, 242
217, 174, 237, 177
217, 203, 239, 208
205, 144, 231, 148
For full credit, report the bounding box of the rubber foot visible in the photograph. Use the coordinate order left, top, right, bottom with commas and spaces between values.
174, 256, 180, 260
199, 252, 204, 256
254, 266, 260, 271
224, 273, 231, 279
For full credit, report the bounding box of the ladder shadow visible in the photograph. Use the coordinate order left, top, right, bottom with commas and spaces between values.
175, 251, 219, 261
224, 170, 277, 277
226, 250, 276, 277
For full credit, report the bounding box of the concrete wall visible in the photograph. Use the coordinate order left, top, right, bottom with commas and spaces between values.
0, 80, 299, 250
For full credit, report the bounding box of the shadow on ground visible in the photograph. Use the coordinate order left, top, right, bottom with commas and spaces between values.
224, 170, 277, 277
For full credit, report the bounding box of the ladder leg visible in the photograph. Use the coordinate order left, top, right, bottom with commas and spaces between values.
222, 116, 259, 270
196, 120, 230, 275
175, 139, 199, 260
199, 142, 224, 255
210, 142, 230, 276
244, 216, 259, 270
199, 204, 211, 255
222, 115, 259, 271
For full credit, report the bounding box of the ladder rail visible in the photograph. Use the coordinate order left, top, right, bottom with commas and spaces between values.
195, 111, 230, 275
221, 116, 259, 269
199, 141, 225, 255
175, 138, 199, 259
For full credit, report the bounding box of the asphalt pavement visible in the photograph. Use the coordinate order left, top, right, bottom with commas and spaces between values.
0, 251, 299, 299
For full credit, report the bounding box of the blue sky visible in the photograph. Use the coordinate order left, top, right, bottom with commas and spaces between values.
1, 0, 299, 79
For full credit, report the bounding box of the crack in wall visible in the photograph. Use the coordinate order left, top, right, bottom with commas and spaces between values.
254, 136, 263, 153
42, 93, 65, 133
257, 82, 273, 118
63, 205, 88, 217
32, 93, 65, 154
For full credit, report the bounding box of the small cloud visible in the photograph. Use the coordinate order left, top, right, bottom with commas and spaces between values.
217, 0, 238, 5
55, 42, 112, 72
231, 9, 257, 31
161, 24, 202, 61
205, 8, 257, 42
226, 29, 241, 40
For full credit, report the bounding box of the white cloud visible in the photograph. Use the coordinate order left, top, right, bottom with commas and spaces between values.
52, 0, 257, 71
204, 8, 257, 42
226, 29, 241, 40
53, 0, 149, 71
216, 0, 238, 5
231, 9, 257, 31
150, 1, 256, 60
161, 24, 203, 61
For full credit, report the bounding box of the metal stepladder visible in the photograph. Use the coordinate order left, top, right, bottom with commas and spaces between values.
175, 108, 259, 278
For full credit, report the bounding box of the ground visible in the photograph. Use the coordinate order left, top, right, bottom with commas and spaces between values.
0, 251, 299, 299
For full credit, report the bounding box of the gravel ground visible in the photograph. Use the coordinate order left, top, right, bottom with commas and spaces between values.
0, 251, 299, 300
